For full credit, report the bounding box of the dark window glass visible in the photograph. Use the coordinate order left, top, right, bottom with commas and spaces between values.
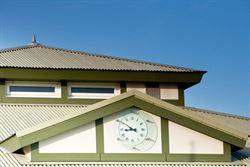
71, 87, 114, 94
10, 86, 55, 93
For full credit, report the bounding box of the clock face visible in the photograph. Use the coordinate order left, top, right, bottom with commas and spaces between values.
116, 108, 158, 152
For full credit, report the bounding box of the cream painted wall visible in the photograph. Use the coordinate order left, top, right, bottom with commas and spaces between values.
168, 121, 224, 154
126, 83, 146, 93
39, 122, 96, 153
103, 109, 162, 153
160, 84, 178, 100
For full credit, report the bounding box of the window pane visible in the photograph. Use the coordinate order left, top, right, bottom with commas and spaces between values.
71, 87, 114, 94
10, 86, 55, 93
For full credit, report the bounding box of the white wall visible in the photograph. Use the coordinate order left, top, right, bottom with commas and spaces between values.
103, 109, 162, 153
39, 122, 96, 153
160, 84, 178, 100
126, 83, 146, 93
168, 121, 224, 154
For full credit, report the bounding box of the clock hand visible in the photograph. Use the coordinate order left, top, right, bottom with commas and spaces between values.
117, 120, 137, 132
125, 128, 137, 132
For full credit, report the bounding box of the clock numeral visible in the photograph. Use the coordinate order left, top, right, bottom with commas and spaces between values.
141, 128, 145, 131
131, 117, 134, 120
136, 118, 139, 122
146, 120, 154, 123
140, 134, 144, 137
145, 138, 155, 142
140, 122, 143, 125
125, 137, 129, 141
117, 138, 121, 141
120, 128, 124, 131
131, 139, 134, 143
126, 118, 129, 121
132, 147, 140, 151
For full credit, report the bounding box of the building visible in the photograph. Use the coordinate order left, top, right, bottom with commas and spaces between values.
0, 36, 249, 167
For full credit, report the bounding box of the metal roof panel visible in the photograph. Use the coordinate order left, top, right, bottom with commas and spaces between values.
0, 44, 205, 72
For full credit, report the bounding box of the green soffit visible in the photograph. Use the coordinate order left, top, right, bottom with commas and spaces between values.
0, 90, 247, 152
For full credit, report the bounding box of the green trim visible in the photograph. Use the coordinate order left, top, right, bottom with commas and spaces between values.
166, 143, 231, 162
96, 118, 104, 154
0, 68, 204, 89
61, 80, 68, 100
120, 82, 126, 93
0, 135, 20, 152
131, 97, 246, 148
1, 90, 246, 153
2, 96, 102, 104
31, 143, 100, 162
101, 153, 166, 161
161, 118, 169, 160
4, 96, 136, 152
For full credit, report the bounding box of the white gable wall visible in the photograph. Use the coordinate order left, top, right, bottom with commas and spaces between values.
168, 121, 224, 154
39, 122, 96, 153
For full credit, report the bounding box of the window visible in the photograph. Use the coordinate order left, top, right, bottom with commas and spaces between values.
160, 84, 179, 100
68, 82, 120, 99
126, 83, 146, 93
6, 81, 61, 98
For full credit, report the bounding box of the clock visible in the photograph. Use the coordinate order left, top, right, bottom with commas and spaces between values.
116, 108, 158, 152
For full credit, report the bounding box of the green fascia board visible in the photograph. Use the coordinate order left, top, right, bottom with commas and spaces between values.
0, 90, 247, 152
0, 68, 204, 89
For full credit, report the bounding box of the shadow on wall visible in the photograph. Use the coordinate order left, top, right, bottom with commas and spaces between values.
189, 141, 195, 161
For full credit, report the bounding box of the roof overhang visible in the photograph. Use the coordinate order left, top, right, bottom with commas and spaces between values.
0, 68, 206, 89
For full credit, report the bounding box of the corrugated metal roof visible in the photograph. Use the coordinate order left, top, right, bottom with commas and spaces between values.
182, 107, 250, 135
0, 148, 21, 167
0, 44, 205, 72
232, 148, 250, 165
0, 104, 87, 143
20, 162, 248, 167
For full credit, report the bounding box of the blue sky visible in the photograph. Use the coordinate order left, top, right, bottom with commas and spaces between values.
0, 0, 249, 117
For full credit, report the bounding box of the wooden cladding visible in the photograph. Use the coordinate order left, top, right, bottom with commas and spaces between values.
146, 83, 160, 99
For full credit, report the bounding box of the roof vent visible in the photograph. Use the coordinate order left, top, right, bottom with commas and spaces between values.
30, 34, 39, 46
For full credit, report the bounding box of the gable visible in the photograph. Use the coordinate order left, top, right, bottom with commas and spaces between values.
0, 90, 247, 153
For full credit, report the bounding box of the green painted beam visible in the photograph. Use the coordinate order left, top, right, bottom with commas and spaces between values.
0, 68, 204, 89
96, 118, 104, 155
1, 90, 246, 154
101, 153, 166, 161
132, 97, 246, 148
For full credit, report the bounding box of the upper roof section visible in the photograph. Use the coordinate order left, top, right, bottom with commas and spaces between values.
0, 41, 205, 73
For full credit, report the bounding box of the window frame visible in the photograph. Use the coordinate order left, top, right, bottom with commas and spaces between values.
68, 82, 120, 99
6, 81, 61, 98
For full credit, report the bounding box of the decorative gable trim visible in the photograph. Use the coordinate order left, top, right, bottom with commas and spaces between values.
0, 90, 247, 153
